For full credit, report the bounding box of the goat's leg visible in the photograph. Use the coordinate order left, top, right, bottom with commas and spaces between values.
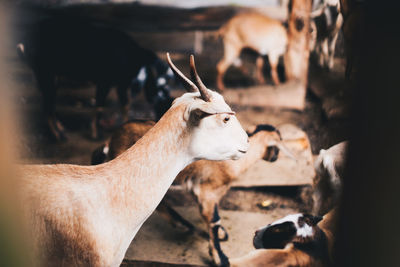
327, 29, 341, 71
256, 56, 266, 84
216, 44, 240, 91
209, 204, 229, 266
199, 200, 229, 266
321, 39, 330, 69
216, 60, 229, 91
92, 85, 111, 139
156, 201, 198, 233
36, 72, 66, 141
269, 53, 281, 85
116, 83, 130, 123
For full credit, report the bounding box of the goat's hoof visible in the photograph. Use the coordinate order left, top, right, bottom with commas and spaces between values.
210, 250, 229, 267
219, 254, 230, 267
218, 225, 229, 241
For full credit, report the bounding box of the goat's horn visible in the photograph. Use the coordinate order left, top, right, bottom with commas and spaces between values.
166, 52, 198, 92
190, 55, 211, 102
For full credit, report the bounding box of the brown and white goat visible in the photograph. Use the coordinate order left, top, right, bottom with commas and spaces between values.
313, 141, 348, 216
216, 12, 288, 90
310, 0, 343, 70
226, 209, 337, 267
91, 121, 292, 265
18, 54, 249, 267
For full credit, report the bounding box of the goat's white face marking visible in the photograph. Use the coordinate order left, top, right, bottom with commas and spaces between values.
270, 213, 314, 238
175, 91, 249, 161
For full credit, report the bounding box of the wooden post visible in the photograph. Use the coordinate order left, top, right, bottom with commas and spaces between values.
284, 0, 312, 85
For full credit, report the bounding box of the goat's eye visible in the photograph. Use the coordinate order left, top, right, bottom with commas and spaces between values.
223, 116, 230, 123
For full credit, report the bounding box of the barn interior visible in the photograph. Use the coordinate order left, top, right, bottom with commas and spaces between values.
1, 0, 400, 267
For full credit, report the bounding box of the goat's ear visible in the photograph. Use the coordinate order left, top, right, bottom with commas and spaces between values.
303, 214, 323, 226
184, 106, 214, 124
184, 102, 217, 122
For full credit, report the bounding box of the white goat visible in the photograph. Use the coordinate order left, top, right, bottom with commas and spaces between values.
91, 122, 292, 266
19, 54, 249, 267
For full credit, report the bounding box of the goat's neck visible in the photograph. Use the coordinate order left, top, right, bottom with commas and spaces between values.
105, 105, 192, 228
227, 133, 267, 177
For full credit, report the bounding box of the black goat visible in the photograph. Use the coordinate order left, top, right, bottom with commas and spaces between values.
18, 16, 173, 140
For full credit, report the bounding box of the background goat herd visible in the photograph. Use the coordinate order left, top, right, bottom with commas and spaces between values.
1, 0, 393, 266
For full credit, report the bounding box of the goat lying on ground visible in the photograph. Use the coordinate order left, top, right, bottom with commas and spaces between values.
226, 209, 337, 267
313, 141, 348, 216
216, 12, 288, 90
92, 121, 295, 265
17, 16, 173, 140
310, 0, 343, 70
19, 54, 249, 267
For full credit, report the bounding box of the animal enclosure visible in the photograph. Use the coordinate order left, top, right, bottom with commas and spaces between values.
1, 0, 377, 266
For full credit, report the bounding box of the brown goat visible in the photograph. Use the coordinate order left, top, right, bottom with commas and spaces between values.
92, 122, 287, 265
216, 12, 288, 90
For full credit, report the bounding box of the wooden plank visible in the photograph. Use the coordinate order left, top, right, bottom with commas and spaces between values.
233, 123, 315, 187
131, 31, 196, 53
17, 4, 287, 32
221, 80, 306, 110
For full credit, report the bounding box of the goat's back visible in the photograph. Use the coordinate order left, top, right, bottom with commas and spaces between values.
108, 120, 155, 159
221, 12, 287, 54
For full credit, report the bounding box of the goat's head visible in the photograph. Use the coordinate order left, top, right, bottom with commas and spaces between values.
249, 124, 282, 162
253, 213, 323, 249
167, 53, 249, 161
249, 124, 296, 162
